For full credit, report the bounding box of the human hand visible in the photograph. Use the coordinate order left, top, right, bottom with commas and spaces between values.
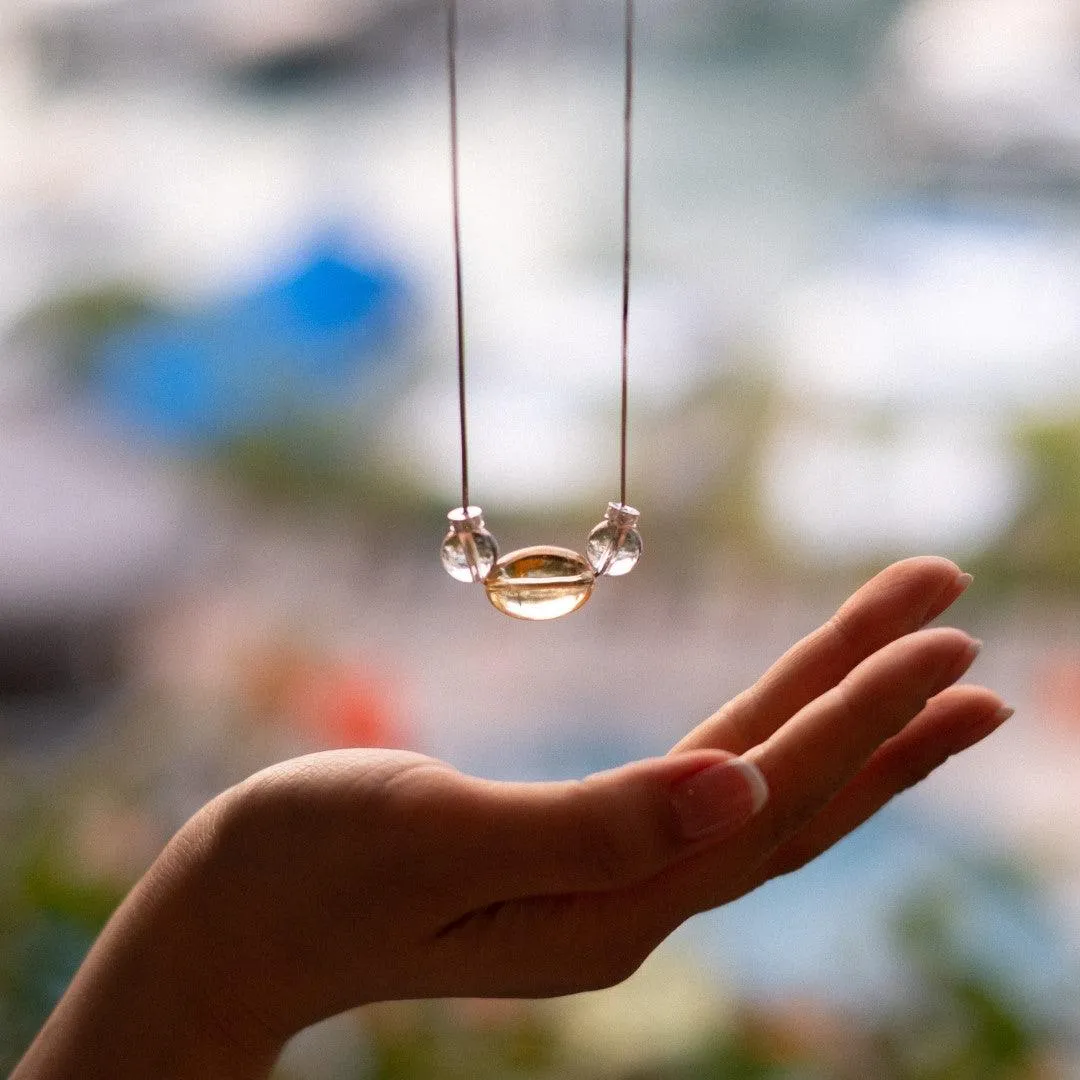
15, 558, 1008, 1080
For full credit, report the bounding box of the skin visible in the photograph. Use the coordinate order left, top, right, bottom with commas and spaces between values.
13, 557, 1010, 1080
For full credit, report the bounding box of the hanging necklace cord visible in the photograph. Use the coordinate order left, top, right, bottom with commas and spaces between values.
619, 0, 634, 508
448, 0, 469, 511
447, 0, 634, 512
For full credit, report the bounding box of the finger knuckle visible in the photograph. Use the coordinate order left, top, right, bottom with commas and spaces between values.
825, 608, 863, 655
825, 678, 874, 763
763, 782, 831, 853
762, 802, 802, 852
830, 676, 862, 731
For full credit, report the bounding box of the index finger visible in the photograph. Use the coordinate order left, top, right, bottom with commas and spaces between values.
672, 557, 972, 756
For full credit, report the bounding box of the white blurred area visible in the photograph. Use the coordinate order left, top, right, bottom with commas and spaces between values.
884, 0, 1080, 182
6, 0, 1080, 541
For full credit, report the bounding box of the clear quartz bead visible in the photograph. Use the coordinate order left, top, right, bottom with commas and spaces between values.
440, 506, 498, 583
484, 546, 595, 620
586, 502, 642, 577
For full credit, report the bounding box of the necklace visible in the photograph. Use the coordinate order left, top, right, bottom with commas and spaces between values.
439, 0, 643, 621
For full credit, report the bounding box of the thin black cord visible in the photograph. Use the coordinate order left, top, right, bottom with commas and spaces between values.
620, 0, 633, 508
448, 0, 469, 511
449, 1, 633, 512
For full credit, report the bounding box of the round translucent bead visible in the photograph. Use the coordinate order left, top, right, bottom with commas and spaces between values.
440, 506, 498, 583
586, 502, 642, 577
484, 546, 595, 620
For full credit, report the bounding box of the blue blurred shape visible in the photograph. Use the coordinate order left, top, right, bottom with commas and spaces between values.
94, 236, 410, 445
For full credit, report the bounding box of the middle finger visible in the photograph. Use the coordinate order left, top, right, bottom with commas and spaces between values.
672, 557, 972, 757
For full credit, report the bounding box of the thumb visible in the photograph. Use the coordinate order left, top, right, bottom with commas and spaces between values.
452, 750, 769, 904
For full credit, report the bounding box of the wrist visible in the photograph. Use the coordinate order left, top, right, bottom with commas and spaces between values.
13, 811, 284, 1080
140, 806, 289, 1076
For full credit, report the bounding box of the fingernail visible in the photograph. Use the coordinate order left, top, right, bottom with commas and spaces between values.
931, 637, 982, 694
923, 571, 974, 627
958, 703, 1013, 743
961, 703, 1013, 743
671, 759, 769, 840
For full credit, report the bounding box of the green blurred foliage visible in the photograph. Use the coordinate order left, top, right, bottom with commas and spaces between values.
364, 1003, 564, 1080
876, 897, 1045, 1079
12, 283, 165, 385
212, 423, 441, 524
633, 368, 783, 582
975, 413, 1080, 595
0, 795, 127, 1074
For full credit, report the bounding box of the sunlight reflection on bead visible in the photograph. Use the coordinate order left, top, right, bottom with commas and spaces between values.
440, 506, 499, 583
484, 546, 595, 620
586, 502, 642, 577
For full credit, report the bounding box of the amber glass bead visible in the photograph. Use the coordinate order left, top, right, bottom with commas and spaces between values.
484, 546, 595, 620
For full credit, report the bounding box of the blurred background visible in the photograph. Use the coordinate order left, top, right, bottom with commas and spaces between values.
3, 0, 1080, 1075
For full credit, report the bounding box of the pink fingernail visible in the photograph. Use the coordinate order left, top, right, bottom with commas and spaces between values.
962, 703, 1013, 742
941, 637, 982, 687
922, 571, 974, 628
671, 759, 769, 840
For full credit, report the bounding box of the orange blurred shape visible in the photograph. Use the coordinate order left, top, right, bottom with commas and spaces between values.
287, 659, 410, 750
1033, 648, 1080, 736
736, 998, 856, 1067
243, 641, 310, 716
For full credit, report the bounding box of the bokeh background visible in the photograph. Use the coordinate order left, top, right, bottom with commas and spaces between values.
4, 0, 1080, 1075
